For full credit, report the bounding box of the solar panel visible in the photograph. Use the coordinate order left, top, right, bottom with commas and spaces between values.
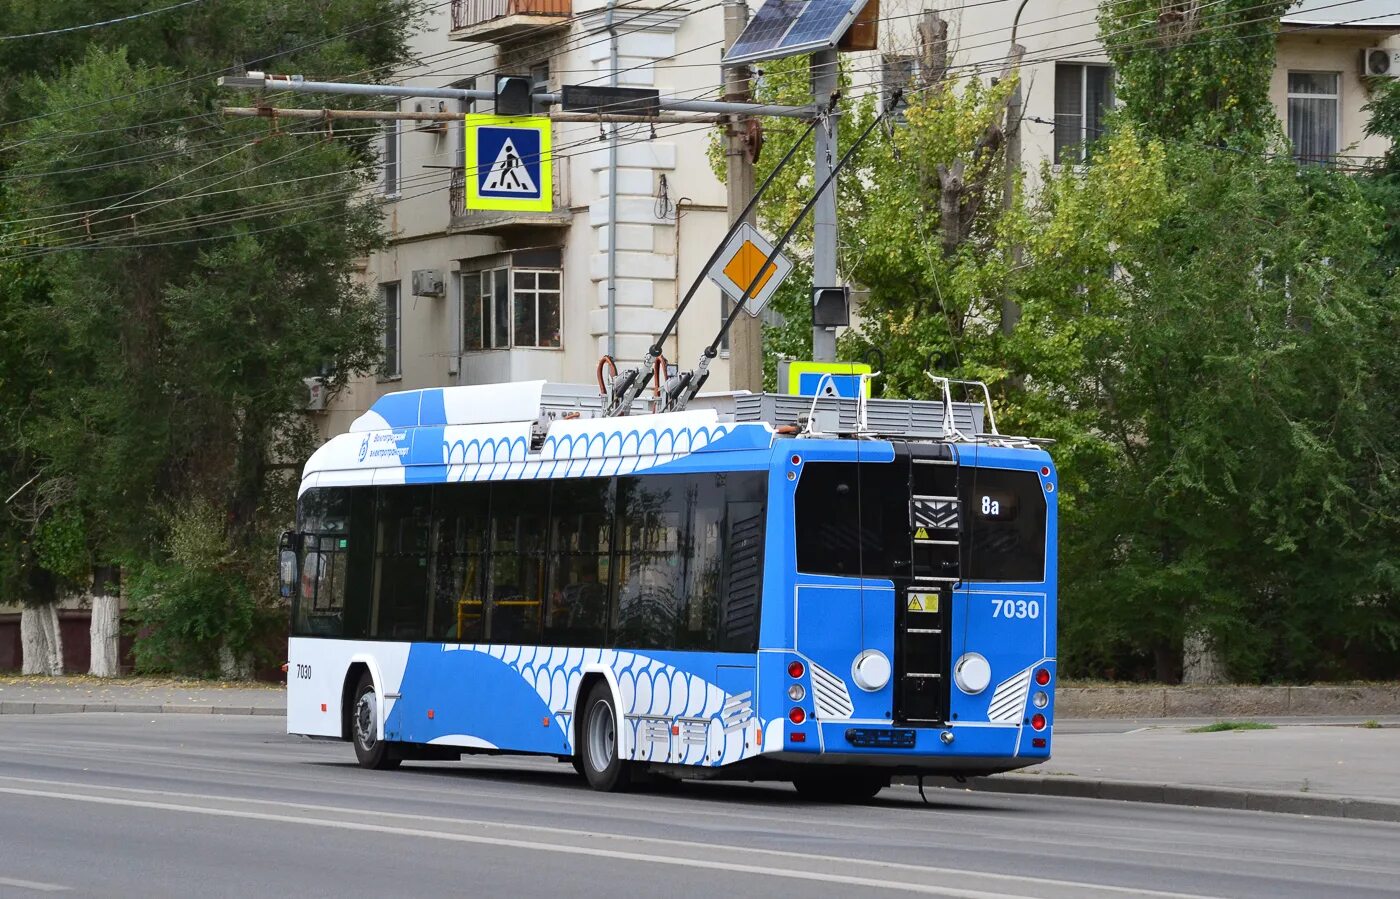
723, 0, 867, 66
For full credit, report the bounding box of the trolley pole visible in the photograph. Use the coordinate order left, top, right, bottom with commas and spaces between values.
723, 0, 763, 393
810, 49, 839, 363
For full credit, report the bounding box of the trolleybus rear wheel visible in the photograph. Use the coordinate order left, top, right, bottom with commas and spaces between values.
792, 771, 888, 802
352, 672, 401, 770
579, 682, 631, 792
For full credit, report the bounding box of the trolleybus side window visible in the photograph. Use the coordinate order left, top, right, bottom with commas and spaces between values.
372, 486, 433, 639
613, 476, 686, 648
294, 488, 351, 636
545, 478, 612, 647
488, 481, 549, 644
430, 482, 489, 641
960, 468, 1046, 582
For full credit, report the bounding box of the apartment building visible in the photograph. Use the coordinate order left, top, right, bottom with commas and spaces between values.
317, 0, 1399, 437
865, 0, 1400, 172
318, 0, 738, 436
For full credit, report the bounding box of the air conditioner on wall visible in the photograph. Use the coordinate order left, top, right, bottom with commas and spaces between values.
412, 269, 446, 297
413, 100, 448, 134
304, 377, 327, 412
1362, 48, 1400, 78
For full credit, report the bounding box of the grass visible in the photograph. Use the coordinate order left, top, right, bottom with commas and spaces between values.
1361, 719, 1383, 729
1187, 721, 1277, 733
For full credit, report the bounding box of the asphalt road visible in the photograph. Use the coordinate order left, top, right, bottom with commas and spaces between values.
0, 715, 1396, 899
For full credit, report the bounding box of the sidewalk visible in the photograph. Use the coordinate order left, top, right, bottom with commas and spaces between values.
4, 676, 1399, 822
0, 676, 283, 716
923, 717, 1400, 822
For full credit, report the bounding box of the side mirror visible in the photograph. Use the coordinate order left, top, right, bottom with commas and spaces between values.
279, 531, 299, 599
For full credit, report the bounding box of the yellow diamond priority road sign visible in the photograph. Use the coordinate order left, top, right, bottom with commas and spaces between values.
706, 223, 792, 317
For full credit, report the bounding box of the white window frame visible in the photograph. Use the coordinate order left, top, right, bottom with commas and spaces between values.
382, 120, 401, 197
461, 265, 563, 351
380, 282, 402, 380
1287, 70, 1341, 165
1054, 62, 1114, 166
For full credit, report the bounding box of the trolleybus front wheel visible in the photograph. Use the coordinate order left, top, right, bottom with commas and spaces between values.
352, 672, 401, 770
579, 682, 631, 792
792, 771, 888, 803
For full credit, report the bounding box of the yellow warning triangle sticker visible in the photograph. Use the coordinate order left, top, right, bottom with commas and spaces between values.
908, 596, 923, 611
914, 527, 928, 540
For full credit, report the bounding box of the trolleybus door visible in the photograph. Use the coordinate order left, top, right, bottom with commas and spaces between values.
895, 443, 958, 725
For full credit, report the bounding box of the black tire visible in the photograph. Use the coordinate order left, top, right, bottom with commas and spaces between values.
351, 672, 401, 770
578, 682, 631, 792
792, 771, 889, 803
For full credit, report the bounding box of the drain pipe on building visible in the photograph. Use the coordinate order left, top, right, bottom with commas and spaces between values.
605, 0, 620, 359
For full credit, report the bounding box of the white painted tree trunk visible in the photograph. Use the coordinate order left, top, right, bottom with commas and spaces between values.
1182, 628, 1228, 684
20, 604, 64, 676
89, 593, 121, 677
218, 642, 251, 680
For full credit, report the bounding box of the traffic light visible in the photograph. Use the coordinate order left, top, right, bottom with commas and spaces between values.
495, 76, 533, 116
812, 286, 850, 327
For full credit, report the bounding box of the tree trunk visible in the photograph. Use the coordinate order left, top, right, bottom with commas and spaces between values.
20, 603, 64, 675
88, 566, 122, 677
219, 641, 251, 680
1181, 628, 1228, 684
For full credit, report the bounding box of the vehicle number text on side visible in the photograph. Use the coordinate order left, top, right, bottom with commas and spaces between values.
991, 598, 1040, 619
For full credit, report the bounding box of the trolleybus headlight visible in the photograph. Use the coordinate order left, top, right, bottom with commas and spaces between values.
953, 652, 992, 695
787, 660, 805, 679
1033, 691, 1049, 709
788, 684, 806, 702
1035, 667, 1051, 686
788, 707, 807, 725
1031, 713, 1047, 731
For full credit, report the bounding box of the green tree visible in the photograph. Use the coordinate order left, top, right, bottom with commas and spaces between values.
0, 2, 417, 674
1098, 0, 1290, 150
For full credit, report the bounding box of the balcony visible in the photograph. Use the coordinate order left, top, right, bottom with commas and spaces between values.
449, 168, 571, 237
449, 0, 571, 43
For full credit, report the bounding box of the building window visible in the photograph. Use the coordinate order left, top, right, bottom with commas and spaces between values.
382, 120, 400, 196
463, 266, 562, 350
513, 269, 562, 348
1288, 71, 1339, 165
1054, 63, 1114, 164
882, 54, 917, 119
381, 282, 401, 379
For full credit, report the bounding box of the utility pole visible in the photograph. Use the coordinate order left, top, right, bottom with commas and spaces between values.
1001, 0, 1031, 337
723, 0, 763, 392
810, 49, 839, 362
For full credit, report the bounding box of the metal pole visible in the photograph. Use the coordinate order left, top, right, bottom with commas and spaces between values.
724, 0, 763, 393
810, 50, 839, 362
605, 0, 620, 359
219, 74, 816, 118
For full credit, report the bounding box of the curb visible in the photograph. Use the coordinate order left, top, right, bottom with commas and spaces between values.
899, 774, 1400, 823
0, 701, 283, 717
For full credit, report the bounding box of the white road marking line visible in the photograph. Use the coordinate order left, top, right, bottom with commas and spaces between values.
0, 781, 1222, 899
0, 876, 69, 892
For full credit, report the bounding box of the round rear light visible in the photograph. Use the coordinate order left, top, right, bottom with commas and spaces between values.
788, 707, 807, 725
1031, 713, 1047, 731
787, 684, 806, 702
787, 660, 805, 679
1040, 466, 1050, 476
1035, 668, 1050, 686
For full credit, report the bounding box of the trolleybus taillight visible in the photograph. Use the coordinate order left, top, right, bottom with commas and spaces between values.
788, 660, 805, 679
1031, 713, 1047, 731
789, 707, 807, 725
1035, 668, 1051, 686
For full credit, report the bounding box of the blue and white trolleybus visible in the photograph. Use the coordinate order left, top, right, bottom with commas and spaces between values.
282, 378, 1057, 799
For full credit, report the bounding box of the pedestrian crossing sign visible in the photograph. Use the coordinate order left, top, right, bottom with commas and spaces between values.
464, 114, 552, 212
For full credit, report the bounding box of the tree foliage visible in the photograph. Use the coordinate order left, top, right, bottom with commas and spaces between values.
0, 1, 417, 671
1098, 0, 1290, 150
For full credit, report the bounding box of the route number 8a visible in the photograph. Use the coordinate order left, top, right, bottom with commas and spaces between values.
992, 599, 1040, 619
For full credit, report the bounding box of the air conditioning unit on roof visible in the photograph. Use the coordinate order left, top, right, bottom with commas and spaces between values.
1362, 48, 1400, 78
